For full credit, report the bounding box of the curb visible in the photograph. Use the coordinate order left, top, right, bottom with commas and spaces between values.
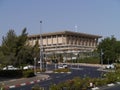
91, 87, 99, 90
91, 82, 120, 90
107, 83, 115, 87
54, 72, 71, 74
116, 82, 120, 84
4, 76, 50, 89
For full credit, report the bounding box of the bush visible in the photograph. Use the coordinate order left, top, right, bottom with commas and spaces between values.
93, 78, 106, 86
53, 68, 70, 73
50, 67, 120, 90
32, 84, 44, 90
0, 70, 23, 78
23, 70, 35, 78
36, 68, 46, 72
115, 63, 120, 69
0, 69, 35, 78
50, 77, 94, 90
0, 83, 6, 90
79, 57, 100, 64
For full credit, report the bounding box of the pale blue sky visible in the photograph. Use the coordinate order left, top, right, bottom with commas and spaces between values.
0, 0, 120, 44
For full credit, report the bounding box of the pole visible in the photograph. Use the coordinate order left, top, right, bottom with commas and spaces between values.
34, 58, 36, 75
77, 52, 79, 68
101, 49, 103, 65
40, 21, 43, 71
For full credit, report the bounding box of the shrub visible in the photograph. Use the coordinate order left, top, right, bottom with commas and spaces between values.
0, 70, 23, 78
32, 84, 44, 90
0, 83, 6, 90
23, 70, 35, 78
53, 68, 70, 73
36, 68, 46, 72
115, 63, 120, 69
91, 78, 108, 87
50, 84, 60, 90
79, 57, 100, 64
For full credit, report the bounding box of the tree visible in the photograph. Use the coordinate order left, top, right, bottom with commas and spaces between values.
30, 40, 40, 58
97, 36, 119, 64
114, 41, 120, 63
15, 28, 30, 66
0, 30, 17, 65
0, 28, 39, 67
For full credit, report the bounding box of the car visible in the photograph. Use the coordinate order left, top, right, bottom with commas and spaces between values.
23, 65, 34, 70
58, 65, 64, 69
105, 64, 115, 69
58, 64, 68, 69
62, 64, 68, 68
3, 65, 18, 70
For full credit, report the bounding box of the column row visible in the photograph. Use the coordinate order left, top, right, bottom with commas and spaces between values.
66, 35, 98, 47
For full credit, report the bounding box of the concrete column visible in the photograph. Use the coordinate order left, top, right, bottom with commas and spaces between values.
82, 38, 84, 46
77, 36, 79, 45
72, 36, 75, 45
90, 39, 92, 46
67, 35, 69, 45
78, 37, 81, 45
56, 35, 58, 45
46, 36, 48, 46
88, 39, 90, 46
95, 38, 98, 46
51, 36, 53, 46
62, 35, 63, 44
33, 38, 36, 46
92, 39, 94, 46
79, 37, 81, 45
70, 36, 72, 45
65, 35, 67, 45
86, 39, 88, 46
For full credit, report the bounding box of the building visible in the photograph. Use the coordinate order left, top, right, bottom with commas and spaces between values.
27, 31, 102, 61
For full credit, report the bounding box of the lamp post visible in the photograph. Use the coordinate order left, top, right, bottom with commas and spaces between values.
101, 49, 104, 65
34, 57, 36, 75
77, 52, 80, 68
40, 21, 43, 71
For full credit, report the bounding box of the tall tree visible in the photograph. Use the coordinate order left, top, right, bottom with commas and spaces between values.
98, 36, 118, 64
1, 30, 17, 65
0, 28, 38, 66
15, 28, 34, 66
114, 41, 120, 63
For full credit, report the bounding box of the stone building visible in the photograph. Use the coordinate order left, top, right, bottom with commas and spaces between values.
27, 31, 102, 61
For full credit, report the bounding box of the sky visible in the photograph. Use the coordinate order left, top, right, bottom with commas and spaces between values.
0, 0, 120, 45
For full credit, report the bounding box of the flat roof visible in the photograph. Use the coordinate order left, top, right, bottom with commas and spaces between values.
28, 30, 102, 38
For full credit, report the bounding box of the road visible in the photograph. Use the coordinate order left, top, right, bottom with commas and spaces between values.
104, 84, 120, 90
9, 65, 105, 90
99, 84, 120, 90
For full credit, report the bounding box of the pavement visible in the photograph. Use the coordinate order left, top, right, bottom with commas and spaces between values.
0, 74, 50, 89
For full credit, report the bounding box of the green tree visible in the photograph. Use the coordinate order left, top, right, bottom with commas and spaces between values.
114, 41, 120, 63
31, 40, 40, 60
0, 28, 39, 67
0, 30, 17, 65
98, 36, 118, 64
15, 28, 33, 66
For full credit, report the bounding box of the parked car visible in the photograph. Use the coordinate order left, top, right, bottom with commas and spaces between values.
23, 65, 34, 70
58, 65, 64, 69
105, 64, 115, 69
58, 64, 68, 69
3, 65, 18, 70
62, 64, 68, 68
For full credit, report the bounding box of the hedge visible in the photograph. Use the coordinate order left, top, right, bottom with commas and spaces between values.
0, 69, 35, 78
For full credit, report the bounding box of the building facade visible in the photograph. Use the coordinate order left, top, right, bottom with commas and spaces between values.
28, 31, 102, 56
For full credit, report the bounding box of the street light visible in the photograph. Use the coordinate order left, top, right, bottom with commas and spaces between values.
40, 21, 43, 71
101, 49, 104, 65
34, 57, 36, 75
77, 52, 80, 68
